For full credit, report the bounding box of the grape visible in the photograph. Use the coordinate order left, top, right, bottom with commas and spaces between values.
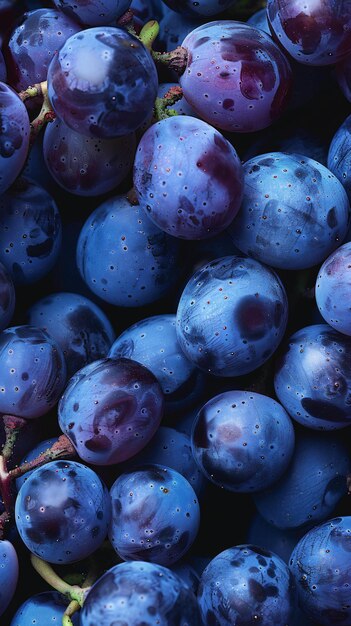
315, 242, 351, 336
58, 357, 164, 465
267, 0, 351, 66
228, 152, 350, 270
197, 545, 296, 625
247, 8, 270, 33
131, 0, 165, 22
47, 27, 158, 138
0, 177, 62, 284
43, 117, 136, 197
76, 194, 183, 307
179, 21, 292, 133
80, 560, 201, 625
0, 261, 15, 331
108, 314, 204, 412
0, 50, 7, 82
0, 82, 30, 196
158, 10, 203, 52
0, 325, 67, 419
5, 8, 81, 92
289, 516, 351, 625
9, 591, 80, 625
109, 464, 200, 565
133, 115, 244, 239
336, 54, 351, 102
15, 460, 111, 564
121, 426, 205, 498
15, 436, 61, 490
254, 429, 351, 529
247, 514, 305, 564
327, 113, 351, 202
52, 0, 131, 27
161, 0, 237, 18
27, 291, 115, 377
274, 324, 351, 430
0, 540, 18, 617
191, 390, 295, 492
176, 255, 288, 376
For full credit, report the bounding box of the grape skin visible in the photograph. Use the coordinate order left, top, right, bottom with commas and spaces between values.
0, 82, 30, 196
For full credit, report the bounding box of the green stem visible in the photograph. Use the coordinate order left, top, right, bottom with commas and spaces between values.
139, 20, 160, 51
29, 81, 55, 145
31, 555, 89, 606
154, 85, 183, 121
62, 601, 80, 626
1, 415, 27, 461
18, 81, 45, 102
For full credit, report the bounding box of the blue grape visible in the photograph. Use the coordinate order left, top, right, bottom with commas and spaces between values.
0, 540, 18, 617
52, 0, 131, 26
274, 324, 351, 429
289, 516, 351, 625
76, 195, 183, 307
15, 437, 66, 490
121, 426, 205, 497
192, 390, 295, 492
228, 152, 350, 270
15, 459, 111, 564
5, 8, 81, 91
130, 0, 165, 22
161, 0, 237, 18
315, 242, 351, 335
10, 591, 80, 625
247, 8, 270, 33
198, 544, 296, 625
109, 464, 200, 565
254, 429, 350, 529
0, 177, 62, 284
0, 261, 15, 331
0, 82, 30, 196
108, 314, 204, 412
0, 50, 6, 82
267, 0, 351, 66
158, 11, 202, 51
247, 513, 305, 564
0, 325, 66, 419
327, 113, 351, 202
43, 117, 136, 197
242, 124, 329, 165
58, 357, 164, 465
170, 561, 200, 593
179, 21, 292, 133
80, 560, 201, 625
133, 115, 244, 240
47, 27, 158, 138
176, 255, 288, 376
27, 291, 115, 377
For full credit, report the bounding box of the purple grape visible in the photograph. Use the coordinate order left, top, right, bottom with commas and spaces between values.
15, 459, 111, 563
58, 357, 164, 465
192, 390, 295, 492
27, 291, 115, 377
0, 540, 18, 617
228, 152, 350, 270
52, 0, 131, 27
9, 591, 80, 625
108, 314, 204, 412
43, 117, 136, 197
109, 464, 200, 565
176, 255, 288, 376
315, 242, 351, 336
0, 82, 30, 196
5, 8, 81, 92
254, 429, 351, 529
80, 560, 201, 625
198, 544, 296, 625
0, 325, 67, 419
289, 516, 351, 625
327, 113, 351, 202
274, 324, 351, 430
47, 27, 158, 138
0, 50, 7, 82
161, 0, 237, 18
179, 21, 292, 133
0, 177, 62, 284
76, 194, 183, 307
267, 0, 351, 66
133, 115, 244, 239
0, 261, 15, 331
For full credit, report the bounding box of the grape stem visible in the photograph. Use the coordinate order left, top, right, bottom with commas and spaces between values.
18, 82, 45, 102
31, 555, 91, 606
139, 20, 160, 51
1, 415, 27, 461
154, 85, 183, 120
29, 81, 56, 145
151, 46, 188, 75
62, 559, 100, 625
8, 435, 76, 481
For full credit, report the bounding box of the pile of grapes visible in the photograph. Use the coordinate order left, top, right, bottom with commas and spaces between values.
1, 0, 351, 624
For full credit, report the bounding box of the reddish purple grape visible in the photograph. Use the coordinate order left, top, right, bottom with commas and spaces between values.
58, 357, 165, 465
47, 27, 158, 138
179, 21, 292, 133
43, 117, 136, 196
133, 115, 244, 239
5, 9, 81, 92
267, 0, 351, 66
0, 82, 30, 195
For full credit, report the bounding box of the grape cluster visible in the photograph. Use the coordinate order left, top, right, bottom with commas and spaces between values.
2, 0, 351, 624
